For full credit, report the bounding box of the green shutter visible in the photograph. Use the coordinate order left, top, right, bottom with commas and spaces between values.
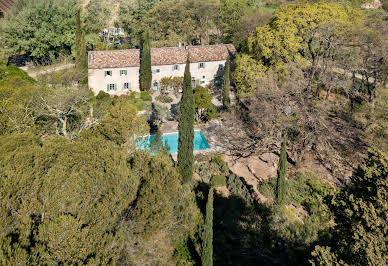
106, 84, 109, 90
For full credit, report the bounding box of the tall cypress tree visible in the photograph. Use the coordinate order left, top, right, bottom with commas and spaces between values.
178, 55, 195, 183
276, 136, 287, 205
222, 55, 231, 109
202, 188, 214, 266
75, 8, 88, 83
140, 32, 152, 91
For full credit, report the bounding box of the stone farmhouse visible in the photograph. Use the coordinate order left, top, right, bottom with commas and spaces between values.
88, 44, 236, 95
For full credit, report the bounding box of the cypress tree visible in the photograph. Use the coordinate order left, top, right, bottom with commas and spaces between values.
222, 55, 231, 109
140, 32, 152, 91
75, 8, 88, 83
202, 188, 214, 266
178, 55, 195, 183
276, 136, 287, 205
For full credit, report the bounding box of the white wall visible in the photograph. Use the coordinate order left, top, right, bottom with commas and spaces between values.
88, 60, 226, 95
88, 66, 140, 95
151, 60, 226, 87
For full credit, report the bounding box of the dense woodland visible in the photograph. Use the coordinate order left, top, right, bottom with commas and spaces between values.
0, 0, 387, 265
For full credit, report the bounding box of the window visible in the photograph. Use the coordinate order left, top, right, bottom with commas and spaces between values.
200, 80, 205, 84
123, 82, 131, 90
199, 62, 205, 69
120, 70, 127, 76
173, 64, 179, 71
218, 64, 224, 71
152, 81, 160, 91
107, 84, 117, 91
156, 69, 160, 73
104, 70, 112, 77
202, 76, 206, 79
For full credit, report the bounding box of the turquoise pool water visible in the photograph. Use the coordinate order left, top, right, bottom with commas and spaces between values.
138, 130, 210, 154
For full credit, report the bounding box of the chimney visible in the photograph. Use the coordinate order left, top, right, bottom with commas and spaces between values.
178, 42, 182, 48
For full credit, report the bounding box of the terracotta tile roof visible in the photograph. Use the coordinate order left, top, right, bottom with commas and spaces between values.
88, 49, 140, 69
88, 44, 236, 69
0, 0, 16, 13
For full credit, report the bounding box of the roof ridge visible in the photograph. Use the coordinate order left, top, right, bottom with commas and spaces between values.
88, 44, 234, 54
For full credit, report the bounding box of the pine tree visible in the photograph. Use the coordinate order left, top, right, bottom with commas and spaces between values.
140, 32, 152, 91
276, 136, 287, 205
178, 55, 195, 183
222, 55, 231, 109
202, 188, 214, 266
75, 8, 88, 83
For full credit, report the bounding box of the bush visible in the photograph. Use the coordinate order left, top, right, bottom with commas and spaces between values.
259, 177, 277, 199
383, 1, 388, 12
195, 153, 229, 182
140, 91, 152, 101
156, 95, 173, 103
211, 175, 227, 187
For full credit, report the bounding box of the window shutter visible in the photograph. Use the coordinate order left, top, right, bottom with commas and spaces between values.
114, 84, 117, 90
104, 71, 107, 77
106, 84, 109, 90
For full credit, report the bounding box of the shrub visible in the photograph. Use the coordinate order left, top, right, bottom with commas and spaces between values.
195, 153, 229, 182
156, 95, 173, 103
210, 154, 229, 174
129, 91, 139, 100
259, 177, 277, 199
383, 1, 388, 12
173, 239, 195, 265
140, 91, 152, 101
227, 174, 254, 205
211, 175, 227, 187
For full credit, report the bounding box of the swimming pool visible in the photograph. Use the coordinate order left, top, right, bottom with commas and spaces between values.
138, 130, 210, 154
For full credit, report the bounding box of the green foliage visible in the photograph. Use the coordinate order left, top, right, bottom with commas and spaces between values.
178, 56, 195, 183
1, 0, 78, 63
202, 188, 214, 266
233, 54, 266, 97
156, 95, 174, 103
84, 0, 110, 34
219, 0, 246, 44
173, 239, 195, 265
140, 91, 152, 101
124, 151, 201, 264
0, 66, 39, 134
276, 137, 287, 205
144, 0, 219, 46
227, 173, 254, 205
247, 1, 362, 74
74, 8, 88, 83
140, 32, 152, 91
222, 55, 231, 109
37, 67, 83, 88
194, 86, 217, 122
195, 153, 229, 183
312, 150, 388, 265
0, 133, 139, 264
383, 1, 388, 12
211, 175, 227, 187
310, 246, 344, 266
96, 98, 149, 145
260, 171, 334, 210
354, 86, 388, 151
0, 65, 35, 85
